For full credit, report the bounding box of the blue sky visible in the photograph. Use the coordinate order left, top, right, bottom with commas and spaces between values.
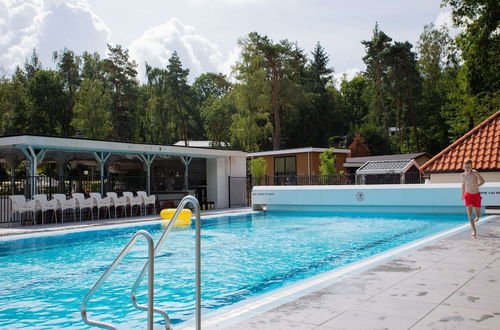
1, 0, 457, 82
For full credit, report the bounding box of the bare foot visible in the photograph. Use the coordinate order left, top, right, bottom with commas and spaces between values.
471, 231, 477, 238
474, 218, 480, 223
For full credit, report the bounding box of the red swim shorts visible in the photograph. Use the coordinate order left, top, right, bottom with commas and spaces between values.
464, 192, 482, 208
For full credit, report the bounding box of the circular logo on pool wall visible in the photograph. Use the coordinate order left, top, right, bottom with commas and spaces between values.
356, 192, 364, 201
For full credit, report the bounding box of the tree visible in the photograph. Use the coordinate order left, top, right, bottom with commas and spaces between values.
385, 41, 421, 152
442, 0, 500, 95
142, 64, 174, 144
349, 134, 371, 157
102, 44, 139, 141
165, 51, 194, 145
295, 42, 337, 147
340, 75, 370, 132
235, 33, 305, 150
249, 157, 267, 184
26, 70, 65, 135
53, 49, 81, 136
319, 148, 336, 175
192, 72, 232, 140
0, 71, 32, 134
71, 79, 112, 139
441, 0, 499, 135
192, 72, 231, 103
358, 124, 394, 155
200, 95, 235, 148
362, 24, 392, 129
24, 49, 43, 79
417, 24, 456, 154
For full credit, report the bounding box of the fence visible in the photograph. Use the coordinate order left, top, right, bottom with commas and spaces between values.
228, 177, 249, 207
249, 172, 423, 186
1, 172, 424, 226
0, 174, 205, 226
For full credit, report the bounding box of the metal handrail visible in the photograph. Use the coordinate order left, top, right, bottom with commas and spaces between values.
130, 195, 201, 330
80, 230, 155, 330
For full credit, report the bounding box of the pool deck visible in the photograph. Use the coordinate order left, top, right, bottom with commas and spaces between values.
212, 215, 500, 330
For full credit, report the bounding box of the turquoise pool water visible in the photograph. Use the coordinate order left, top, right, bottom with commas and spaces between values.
0, 212, 464, 328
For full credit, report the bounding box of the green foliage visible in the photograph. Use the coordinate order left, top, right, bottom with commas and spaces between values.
319, 148, 336, 175
27, 70, 66, 135
102, 44, 139, 141
71, 79, 112, 139
165, 51, 194, 145
249, 157, 267, 178
0, 4, 497, 158
200, 95, 235, 148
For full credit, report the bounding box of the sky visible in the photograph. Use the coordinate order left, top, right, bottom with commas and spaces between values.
0, 0, 458, 83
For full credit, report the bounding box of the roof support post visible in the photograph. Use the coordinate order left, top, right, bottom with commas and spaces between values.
4, 156, 19, 196
20, 147, 46, 197
93, 152, 111, 196
181, 156, 192, 192
137, 154, 156, 195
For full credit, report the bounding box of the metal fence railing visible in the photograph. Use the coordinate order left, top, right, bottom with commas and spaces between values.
0, 175, 206, 226
1, 172, 424, 226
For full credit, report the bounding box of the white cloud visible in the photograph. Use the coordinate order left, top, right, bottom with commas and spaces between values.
0, 0, 110, 73
434, 10, 461, 37
129, 17, 233, 82
333, 68, 361, 89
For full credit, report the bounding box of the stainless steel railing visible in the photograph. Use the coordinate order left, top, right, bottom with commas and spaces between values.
130, 195, 201, 330
80, 195, 202, 330
80, 230, 155, 329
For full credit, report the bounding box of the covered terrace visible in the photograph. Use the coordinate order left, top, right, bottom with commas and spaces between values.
0, 135, 247, 225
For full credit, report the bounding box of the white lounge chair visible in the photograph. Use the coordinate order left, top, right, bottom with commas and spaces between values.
33, 194, 59, 224
10, 195, 37, 224
72, 193, 94, 221
106, 192, 128, 218
89, 193, 111, 219
123, 192, 143, 216
137, 191, 156, 215
52, 194, 77, 223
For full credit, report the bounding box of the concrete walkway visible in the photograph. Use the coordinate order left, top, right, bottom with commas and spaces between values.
221, 216, 500, 330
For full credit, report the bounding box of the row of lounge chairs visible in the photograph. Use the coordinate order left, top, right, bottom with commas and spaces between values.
10, 191, 156, 225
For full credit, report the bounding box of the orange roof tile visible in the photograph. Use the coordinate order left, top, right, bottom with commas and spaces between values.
421, 111, 500, 173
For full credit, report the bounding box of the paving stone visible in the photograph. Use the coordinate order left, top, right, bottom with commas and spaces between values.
412, 304, 500, 330
351, 296, 436, 319
316, 309, 419, 330
442, 291, 500, 311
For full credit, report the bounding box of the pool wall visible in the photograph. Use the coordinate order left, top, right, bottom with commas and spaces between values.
252, 183, 500, 214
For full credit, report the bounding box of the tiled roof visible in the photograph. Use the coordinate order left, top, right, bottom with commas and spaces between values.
421, 111, 500, 173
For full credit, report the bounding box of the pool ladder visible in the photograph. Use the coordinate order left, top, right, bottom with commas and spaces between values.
80, 195, 202, 330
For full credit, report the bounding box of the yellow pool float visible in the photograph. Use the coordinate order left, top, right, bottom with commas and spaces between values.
160, 208, 192, 227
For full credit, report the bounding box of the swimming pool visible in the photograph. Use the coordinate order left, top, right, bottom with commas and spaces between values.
0, 211, 465, 328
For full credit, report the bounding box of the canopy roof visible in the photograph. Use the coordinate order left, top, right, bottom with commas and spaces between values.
356, 159, 418, 175
0, 135, 246, 166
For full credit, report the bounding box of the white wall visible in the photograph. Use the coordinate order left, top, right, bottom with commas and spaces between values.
252, 183, 500, 214
429, 172, 500, 183
206, 155, 247, 208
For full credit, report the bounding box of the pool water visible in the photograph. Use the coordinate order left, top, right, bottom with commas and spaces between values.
0, 212, 464, 328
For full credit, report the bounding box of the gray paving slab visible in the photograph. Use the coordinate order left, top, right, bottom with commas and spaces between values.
222, 216, 500, 330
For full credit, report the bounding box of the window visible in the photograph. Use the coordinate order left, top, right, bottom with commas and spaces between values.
274, 156, 296, 176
